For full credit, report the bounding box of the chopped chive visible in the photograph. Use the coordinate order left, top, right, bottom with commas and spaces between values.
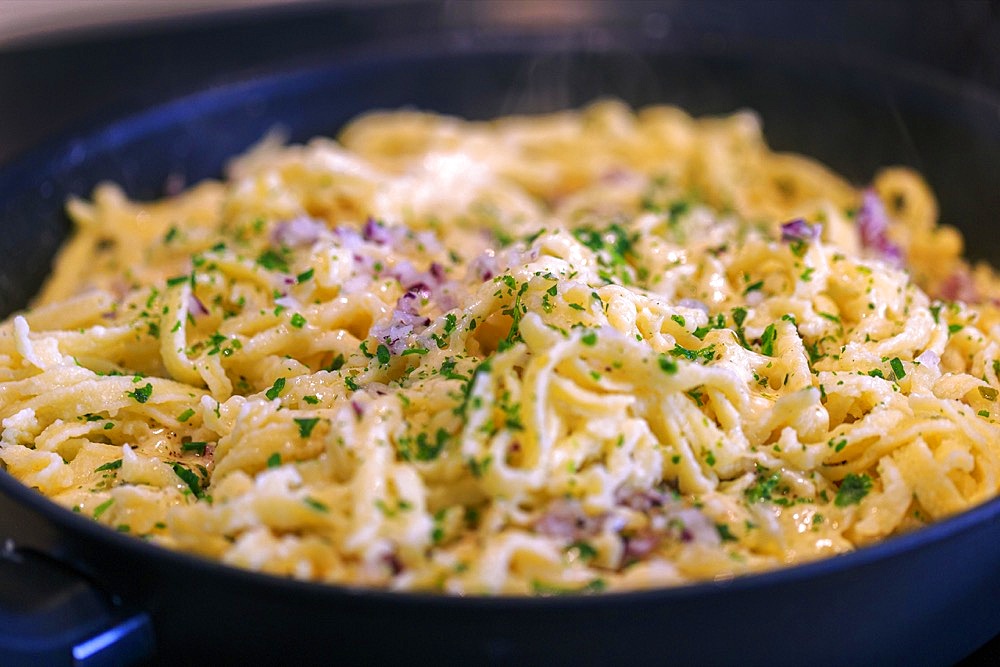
181, 441, 208, 455
93, 498, 114, 519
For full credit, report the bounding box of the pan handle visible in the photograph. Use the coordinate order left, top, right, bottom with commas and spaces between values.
0, 540, 154, 666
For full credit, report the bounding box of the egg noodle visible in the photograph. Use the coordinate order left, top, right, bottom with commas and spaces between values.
2, 101, 1000, 593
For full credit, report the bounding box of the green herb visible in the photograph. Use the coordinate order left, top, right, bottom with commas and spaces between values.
531, 578, 606, 596
760, 324, 777, 356
303, 496, 329, 513
325, 353, 346, 372
93, 498, 114, 519
716, 524, 738, 542
743, 280, 764, 295
290, 313, 307, 328
257, 249, 289, 273
166, 275, 188, 287
566, 541, 598, 561
164, 226, 179, 243
171, 462, 203, 498
303, 395, 320, 405
177, 408, 196, 422
266, 452, 282, 468
127, 383, 153, 404
658, 355, 678, 375
296, 268, 314, 283
890, 357, 905, 380
581, 331, 598, 346
376, 344, 391, 366
670, 343, 716, 363
467, 455, 492, 478
265, 377, 286, 400
670, 314, 686, 327
181, 442, 208, 455
399, 428, 450, 462
295, 417, 320, 438
948, 323, 964, 335
94, 459, 122, 472
979, 386, 998, 401
745, 470, 782, 503
834, 473, 873, 507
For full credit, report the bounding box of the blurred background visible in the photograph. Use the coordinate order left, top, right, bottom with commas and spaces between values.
1, 0, 999, 163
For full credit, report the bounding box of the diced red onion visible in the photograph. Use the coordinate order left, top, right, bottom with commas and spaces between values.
467, 251, 498, 282
936, 268, 979, 304
271, 216, 326, 248
362, 217, 392, 245
535, 500, 604, 540
369, 289, 433, 354
780, 218, 821, 243
622, 530, 661, 563
274, 294, 300, 310
915, 349, 940, 373
857, 190, 903, 267
188, 294, 209, 318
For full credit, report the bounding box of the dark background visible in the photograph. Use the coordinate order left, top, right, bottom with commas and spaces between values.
2, 0, 1000, 165
0, 1, 998, 664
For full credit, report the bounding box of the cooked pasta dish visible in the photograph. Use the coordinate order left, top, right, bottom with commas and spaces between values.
2, 101, 999, 594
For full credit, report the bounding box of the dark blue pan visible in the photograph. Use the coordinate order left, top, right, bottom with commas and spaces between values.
1, 23, 999, 667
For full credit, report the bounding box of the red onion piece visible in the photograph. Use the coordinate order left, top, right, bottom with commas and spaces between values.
936, 268, 979, 304
535, 500, 604, 540
271, 216, 326, 248
780, 218, 821, 243
857, 190, 903, 267
362, 217, 392, 245
188, 293, 209, 318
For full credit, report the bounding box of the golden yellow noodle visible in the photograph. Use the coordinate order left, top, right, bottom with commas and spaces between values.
3, 100, 1000, 594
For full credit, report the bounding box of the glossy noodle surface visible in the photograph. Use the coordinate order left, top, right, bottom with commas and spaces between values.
2, 102, 999, 594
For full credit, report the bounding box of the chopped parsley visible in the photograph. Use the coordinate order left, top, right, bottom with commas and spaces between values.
760, 324, 777, 357
265, 377, 286, 400
127, 383, 153, 404
834, 473, 873, 507
257, 249, 289, 273
295, 417, 321, 438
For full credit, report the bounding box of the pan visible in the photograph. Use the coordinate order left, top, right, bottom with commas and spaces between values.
1, 4, 999, 665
